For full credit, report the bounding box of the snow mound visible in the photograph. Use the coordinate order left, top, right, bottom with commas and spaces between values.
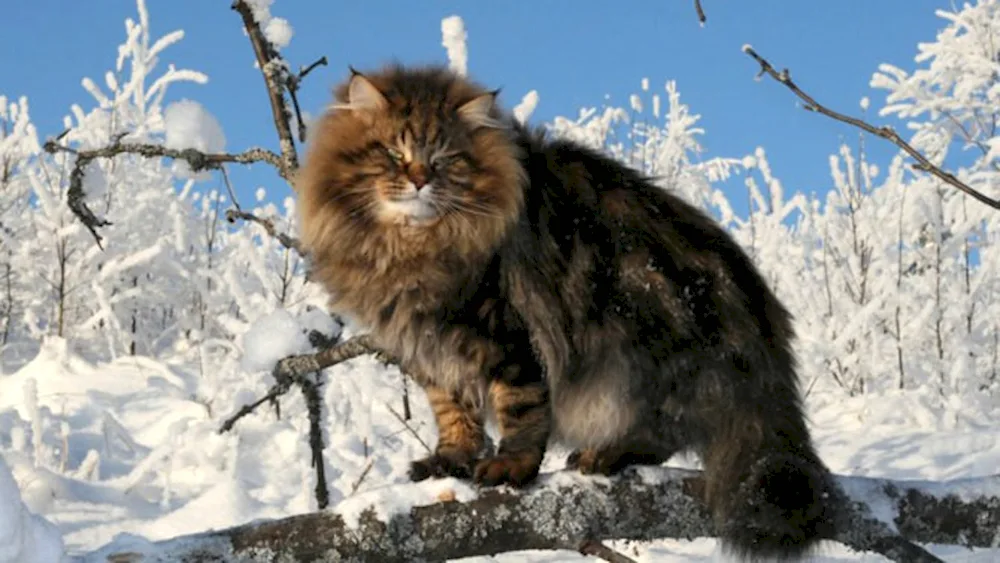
0, 455, 65, 563
239, 308, 316, 373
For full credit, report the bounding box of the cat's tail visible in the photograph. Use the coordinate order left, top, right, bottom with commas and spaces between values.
701, 404, 844, 561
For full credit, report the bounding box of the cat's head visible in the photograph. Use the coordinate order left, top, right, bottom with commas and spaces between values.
298, 64, 525, 257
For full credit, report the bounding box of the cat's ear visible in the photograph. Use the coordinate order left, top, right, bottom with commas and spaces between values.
457, 90, 504, 129
339, 71, 387, 111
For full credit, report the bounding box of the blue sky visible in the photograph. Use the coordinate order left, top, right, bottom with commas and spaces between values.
1, 1, 948, 216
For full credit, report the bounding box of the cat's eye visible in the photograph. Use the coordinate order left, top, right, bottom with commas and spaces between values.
385, 147, 404, 162
434, 152, 465, 168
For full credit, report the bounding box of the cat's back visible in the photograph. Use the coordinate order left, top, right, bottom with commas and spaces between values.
506, 127, 788, 347
511, 127, 734, 260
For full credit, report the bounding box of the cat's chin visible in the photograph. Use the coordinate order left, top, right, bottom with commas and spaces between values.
378, 200, 441, 227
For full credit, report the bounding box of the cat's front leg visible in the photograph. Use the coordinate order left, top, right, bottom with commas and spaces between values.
408, 385, 485, 481
474, 377, 550, 487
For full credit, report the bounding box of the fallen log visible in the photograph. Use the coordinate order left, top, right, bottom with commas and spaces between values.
87, 467, 1000, 563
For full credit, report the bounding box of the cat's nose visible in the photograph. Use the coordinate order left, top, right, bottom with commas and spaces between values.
407, 164, 428, 187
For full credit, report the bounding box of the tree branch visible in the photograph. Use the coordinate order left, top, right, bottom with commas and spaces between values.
694, 0, 706, 25
231, 0, 301, 181
218, 334, 384, 509
218, 334, 380, 434
86, 467, 1000, 563
742, 45, 1000, 212
42, 140, 290, 246
287, 56, 329, 142
225, 208, 303, 254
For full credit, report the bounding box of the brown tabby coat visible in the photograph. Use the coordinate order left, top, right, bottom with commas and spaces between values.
297, 64, 843, 561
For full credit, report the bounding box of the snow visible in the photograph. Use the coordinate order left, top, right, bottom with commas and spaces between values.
239, 308, 314, 373
0, 455, 65, 563
513, 90, 540, 124
163, 99, 225, 154
441, 15, 468, 76
2, 343, 999, 561
264, 17, 293, 49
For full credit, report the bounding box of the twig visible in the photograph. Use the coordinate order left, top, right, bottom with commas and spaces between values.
66, 151, 112, 249
385, 402, 432, 453
742, 45, 1000, 212
218, 385, 289, 433
578, 540, 638, 563
287, 56, 329, 142
297, 56, 328, 82
694, 0, 706, 25
231, 0, 300, 179
218, 335, 381, 434
349, 458, 376, 496
225, 208, 303, 255
219, 166, 242, 211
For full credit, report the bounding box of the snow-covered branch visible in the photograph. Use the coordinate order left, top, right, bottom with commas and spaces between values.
742, 45, 1000, 212
85, 466, 1000, 563
231, 0, 313, 180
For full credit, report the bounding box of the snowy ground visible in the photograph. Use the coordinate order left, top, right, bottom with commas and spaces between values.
1, 330, 999, 562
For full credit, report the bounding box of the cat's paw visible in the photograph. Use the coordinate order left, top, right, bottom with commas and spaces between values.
566, 447, 665, 475
408, 449, 476, 482
565, 448, 612, 475
473, 449, 542, 487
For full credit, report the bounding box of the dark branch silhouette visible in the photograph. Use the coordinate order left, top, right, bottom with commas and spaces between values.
742, 45, 1000, 212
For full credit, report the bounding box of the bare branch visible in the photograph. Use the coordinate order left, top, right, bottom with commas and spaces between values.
385, 401, 432, 453
45, 140, 287, 180
41, 140, 290, 246
231, 0, 300, 180
219, 334, 381, 435
694, 0, 706, 25
297, 56, 328, 82
218, 333, 382, 508
275, 333, 382, 377
86, 466, 994, 563
742, 45, 1000, 212
288, 56, 329, 142
224, 208, 303, 254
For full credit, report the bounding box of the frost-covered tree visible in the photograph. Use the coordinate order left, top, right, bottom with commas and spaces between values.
867, 0, 1000, 397
0, 97, 39, 359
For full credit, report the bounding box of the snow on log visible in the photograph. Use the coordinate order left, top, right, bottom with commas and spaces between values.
87, 467, 1000, 563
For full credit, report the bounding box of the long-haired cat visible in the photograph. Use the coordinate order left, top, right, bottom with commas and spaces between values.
297, 64, 842, 561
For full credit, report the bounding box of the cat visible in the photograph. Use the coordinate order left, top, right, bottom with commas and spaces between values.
297, 63, 843, 561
